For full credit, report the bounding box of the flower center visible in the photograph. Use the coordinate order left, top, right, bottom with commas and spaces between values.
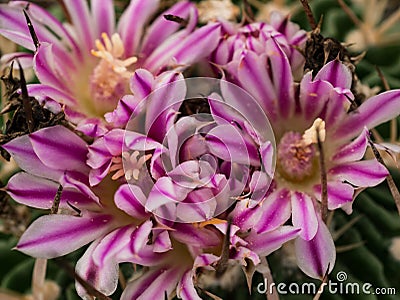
277, 131, 316, 182
88, 33, 137, 117
110, 151, 152, 181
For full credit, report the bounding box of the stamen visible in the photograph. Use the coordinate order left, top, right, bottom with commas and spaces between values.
110, 151, 152, 181
91, 32, 137, 78
302, 118, 326, 146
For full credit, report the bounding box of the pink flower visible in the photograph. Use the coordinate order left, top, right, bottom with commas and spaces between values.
0, 0, 221, 133
215, 35, 400, 278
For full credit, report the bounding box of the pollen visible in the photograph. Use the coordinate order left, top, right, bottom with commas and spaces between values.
91, 33, 137, 78
110, 151, 152, 181
89, 33, 138, 115
277, 131, 317, 182
302, 118, 326, 146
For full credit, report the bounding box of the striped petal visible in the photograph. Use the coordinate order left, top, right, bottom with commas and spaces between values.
141, 1, 195, 55
29, 126, 88, 172
246, 225, 300, 256
63, 0, 94, 52
314, 181, 354, 213
114, 184, 148, 219
91, 0, 115, 37
332, 128, 369, 163
177, 270, 202, 300
265, 38, 294, 118
314, 59, 352, 90
16, 213, 114, 258
7, 172, 97, 210
153, 230, 172, 253
329, 159, 389, 187
121, 266, 184, 300
206, 123, 260, 166
33, 43, 71, 93
145, 72, 185, 142
255, 189, 291, 234
26, 84, 77, 107
117, 0, 159, 57
76, 239, 119, 298
299, 72, 332, 122
334, 90, 400, 140
295, 217, 336, 279
291, 192, 318, 240
92, 225, 135, 267
237, 51, 277, 120
144, 23, 221, 73
3, 134, 62, 180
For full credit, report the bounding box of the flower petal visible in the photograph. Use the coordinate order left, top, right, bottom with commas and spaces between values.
117, 0, 159, 57
329, 159, 389, 187
335, 90, 400, 140
315, 59, 352, 89
295, 217, 336, 279
3, 134, 62, 180
246, 226, 300, 256
141, 1, 195, 55
153, 230, 172, 253
92, 226, 135, 267
265, 38, 294, 118
29, 126, 88, 172
177, 270, 202, 300
16, 213, 114, 258
144, 23, 220, 72
76, 239, 119, 298
237, 51, 277, 120
114, 184, 148, 219
314, 181, 354, 213
332, 128, 369, 163
91, 0, 115, 37
33, 43, 71, 93
63, 0, 94, 52
291, 192, 318, 240
299, 72, 332, 122
7, 172, 96, 210
255, 189, 291, 234
121, 266, 184, 300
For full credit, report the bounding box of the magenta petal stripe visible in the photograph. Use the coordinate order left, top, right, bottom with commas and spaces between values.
314, 60, 352, 90
247, 226, 300, 256
33, 43, 72, 93
16, 213, 114, 258
121, 266, 185, 300
76, 240, 119, 298
114, 184, 148, 219
329, 159, 389, 187
29, 126, 88, 171
334, 90, 400, 140
266, 38, 294, 118
314, 181, 354, 212
7, 172, 97, 210
237, 51, 277, 120
177, 270, 202, 300
256, 189, 291, 234
63, 0, 94, 52
92, 225, 134, 267
299, 72, 333, 122
291, 191, 318, 240
332, 128, 369, 163
90, 0, 115, 37
295, 217, 336, 279
3, 134, 62, 180
141, 1, 195, 56
117, 0, 159, 57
